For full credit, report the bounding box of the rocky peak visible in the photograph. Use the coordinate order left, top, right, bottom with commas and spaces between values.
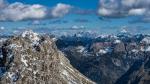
22, 30, 39, 39
21, 30, 40, 45
0, 31, 94, 84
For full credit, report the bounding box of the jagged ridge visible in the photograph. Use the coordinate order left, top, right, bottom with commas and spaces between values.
0, 30, 95, 84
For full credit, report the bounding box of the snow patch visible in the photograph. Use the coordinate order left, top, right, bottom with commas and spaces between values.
145, 46, 150, 52
140, 46, 145, 51
9, 44, 22, 49
60, 62, 64, 65
112, 59, 121, 67
62, 70, 68, 76
8, 72, 19, 82
76, 46, 85, 53
0, 38, 7, 43
22, 30, 40, 46
96, 47, 112, 55
114, 39, 121, 44
8, 72, 14, 79
21, 55, 28, 67
100, 35, 108, 38
61, 70, 77, 84
141, 37, 150, 44
27, 68, 32, 71
33, 70, 38, 75
0, 55, 3, 58
131, 49, 139, 53
99, 49, 107, 54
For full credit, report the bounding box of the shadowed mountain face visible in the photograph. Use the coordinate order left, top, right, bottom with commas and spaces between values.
115, 54, 150, 84
0, 31, 95, 84
56, 32, 150, 84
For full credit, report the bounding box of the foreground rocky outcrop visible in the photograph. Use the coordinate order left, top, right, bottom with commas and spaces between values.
0, 30, 95, 84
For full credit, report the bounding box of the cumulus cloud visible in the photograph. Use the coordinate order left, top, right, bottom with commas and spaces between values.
0, 0, 72, 21
0, 0, 7, 8
51, 3, 72, 17
0, 2, 47, 21
128, 8, 146, 15
98, 0, 150, 19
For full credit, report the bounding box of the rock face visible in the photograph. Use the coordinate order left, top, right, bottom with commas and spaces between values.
115, 55, 150, 84
0, 31, 94, 84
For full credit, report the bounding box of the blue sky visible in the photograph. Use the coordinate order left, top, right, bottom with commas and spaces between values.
8, 0, 98, 9
0, 0, 150, 35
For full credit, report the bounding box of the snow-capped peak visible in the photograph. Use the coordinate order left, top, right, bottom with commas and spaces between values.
22, 30, 40, 42
121, 29, 128, 33
120, 26, 128, 33
141, 37, 150, 44
114, 39, 121, 44
22, 30, 40, 46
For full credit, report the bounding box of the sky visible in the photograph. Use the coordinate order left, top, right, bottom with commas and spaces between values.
0, 0, 150, 35
8, 0, 98, 9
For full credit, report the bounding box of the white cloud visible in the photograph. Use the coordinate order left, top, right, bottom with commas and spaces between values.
128, 8, 146, 15
0, 2, 47, 21
98, 0, 150, 18
121, 0, 136, 7
0, 0, 72, 21
98, 8, 113, 16
0, 0, 7, 8
51, 3, 72, 17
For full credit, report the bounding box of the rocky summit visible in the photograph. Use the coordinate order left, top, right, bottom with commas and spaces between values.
0, 30, 95, 84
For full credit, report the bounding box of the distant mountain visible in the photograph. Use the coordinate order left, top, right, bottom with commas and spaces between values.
1, 30, 150, 84
0, 30, 94, 84
56, 32, 150, 84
